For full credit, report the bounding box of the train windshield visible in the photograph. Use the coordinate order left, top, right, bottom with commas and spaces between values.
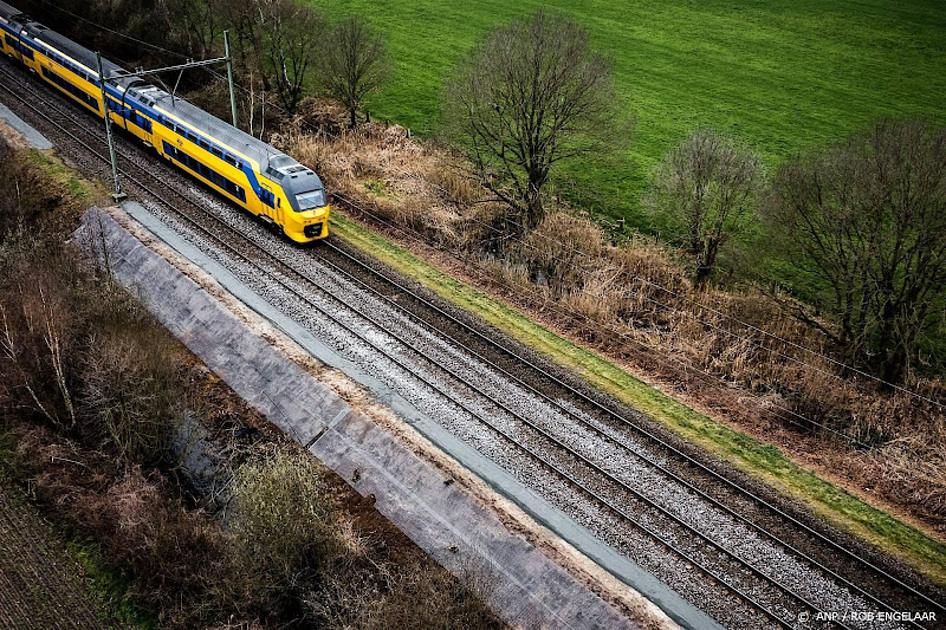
296, 189, 326, 210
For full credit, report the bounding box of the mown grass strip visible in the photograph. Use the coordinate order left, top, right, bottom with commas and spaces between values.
331, 211, 946, 587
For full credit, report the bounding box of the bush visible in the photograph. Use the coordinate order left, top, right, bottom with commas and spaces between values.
80, 296, 184, 466
359, 562, 499, 630
0, 142, 501, 628
228, 449, 336, 615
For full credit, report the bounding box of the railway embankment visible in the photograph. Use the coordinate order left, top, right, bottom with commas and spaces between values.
76, 203, 670, 630
0, 128, 504, 628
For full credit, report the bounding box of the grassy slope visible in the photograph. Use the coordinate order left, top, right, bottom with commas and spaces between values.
305, 0, 946, 230
331, 211, 946, 588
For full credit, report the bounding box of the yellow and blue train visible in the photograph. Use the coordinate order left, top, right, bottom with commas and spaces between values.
0, 1, 330, 243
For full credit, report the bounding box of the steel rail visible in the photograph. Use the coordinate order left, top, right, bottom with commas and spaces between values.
328, 189, 946, 623
313, 236, 936, 629
1, 62, 931, 627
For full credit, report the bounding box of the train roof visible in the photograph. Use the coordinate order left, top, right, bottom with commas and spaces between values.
127, 84, 283, 168
29, 24, 127, 79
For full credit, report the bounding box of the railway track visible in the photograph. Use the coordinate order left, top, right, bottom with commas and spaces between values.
1, 59, 942, 629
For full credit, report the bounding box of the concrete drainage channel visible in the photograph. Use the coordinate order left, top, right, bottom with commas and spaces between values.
75, 204, 693, 630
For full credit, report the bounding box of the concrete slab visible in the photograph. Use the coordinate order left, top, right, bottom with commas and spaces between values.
109, 201, 718, 630
0, 102, 53, 149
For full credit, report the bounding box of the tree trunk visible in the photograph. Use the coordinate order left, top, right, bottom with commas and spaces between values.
694, 264, 712, 290
881, 345, 907, 386
693, 240, 719, 290
525, 181, 545, 230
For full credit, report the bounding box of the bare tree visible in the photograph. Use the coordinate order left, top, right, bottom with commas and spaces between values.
80, 327, 182, 466
443, 12, 616, 234
319, 16, 390, 129
257, 0, 325, 113
766, 119, 946, 382
647, 129, 762, 288
219, 0, 324, 114
162, 0, 224, 60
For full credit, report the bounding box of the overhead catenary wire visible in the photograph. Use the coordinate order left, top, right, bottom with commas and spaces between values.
7, 12, 935, 620
486, 211, 946, 409
322, 192, 946, 619
1, 76, 819, 627
328, 190, 880, 450
35, 0, 930, 444
418, 202, 945, 414
216, 74, 946, 412
316, 237, 936, 627
210, 64, 946, 411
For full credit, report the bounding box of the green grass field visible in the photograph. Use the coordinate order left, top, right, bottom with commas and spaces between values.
305, 0, 946, 229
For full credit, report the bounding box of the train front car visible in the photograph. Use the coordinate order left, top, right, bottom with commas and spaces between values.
264, 155, 330, 242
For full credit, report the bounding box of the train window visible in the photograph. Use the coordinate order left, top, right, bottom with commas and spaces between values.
41, 66, 98, 109
295, 189, 326, 211
163, 142, 246, 202
5, 35, 34, 60
133, 113, 152, 133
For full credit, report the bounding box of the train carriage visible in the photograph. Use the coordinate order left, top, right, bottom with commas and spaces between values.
0, 0, 330, 242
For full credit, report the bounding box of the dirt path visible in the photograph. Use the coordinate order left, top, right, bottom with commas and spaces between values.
0, 488, 113, 629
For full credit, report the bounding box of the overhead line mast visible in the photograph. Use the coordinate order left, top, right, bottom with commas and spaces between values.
95, 44, 238, 201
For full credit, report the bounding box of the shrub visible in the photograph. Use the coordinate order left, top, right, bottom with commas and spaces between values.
228, 449, 336, 615
80, 323, 184, 466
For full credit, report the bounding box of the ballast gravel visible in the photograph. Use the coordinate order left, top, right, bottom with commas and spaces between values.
135, 183, 897, 630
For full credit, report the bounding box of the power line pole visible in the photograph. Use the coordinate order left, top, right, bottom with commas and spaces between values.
224, 30, 238, 129
96, 52, 125, 203
94, 48, 239, 203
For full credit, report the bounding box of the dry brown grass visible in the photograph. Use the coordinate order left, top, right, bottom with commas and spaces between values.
274, 105, 502, 248
281, 119, 946, 533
